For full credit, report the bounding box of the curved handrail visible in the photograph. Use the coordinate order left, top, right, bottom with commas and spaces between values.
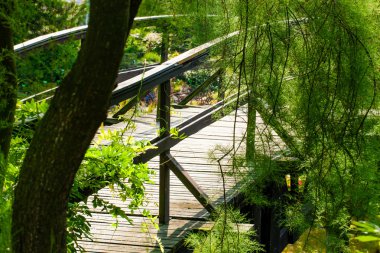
14, 15, 178, 55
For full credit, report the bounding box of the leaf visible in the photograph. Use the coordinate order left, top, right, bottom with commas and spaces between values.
355, 235, 380, 242
352, 221, 379, 233
154, 236, 164, 253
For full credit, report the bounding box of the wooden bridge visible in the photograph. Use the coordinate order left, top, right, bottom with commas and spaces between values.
78, 105, 252, 252
16, 16, 295, 253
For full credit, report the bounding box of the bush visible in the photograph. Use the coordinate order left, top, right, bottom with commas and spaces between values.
143, 52, 161, 63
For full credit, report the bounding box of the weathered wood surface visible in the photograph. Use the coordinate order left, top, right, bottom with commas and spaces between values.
78, 105, 281, 252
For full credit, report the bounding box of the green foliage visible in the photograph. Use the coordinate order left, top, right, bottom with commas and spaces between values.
15, 99, 49, 122
143, 51, 161, 64
241, 154, 284, 207
138, 0, 223, 44
2, 100, 155, 252
68, 128, 155, 251
169, 127, 186, 139
66, 202, 92, 253
121, 27, 161, 69
0, 197, 12, 252
13, 0, 86, 43
216, 0, 380, 250
13, 0, 86, 97
0, 136, 30, 252
73, 128, 154, 210
13, 99, 49, 140
351, 218, 380, 243
17, 42, 80, 97
179, 70, 221, 93
185, 208, 263, 253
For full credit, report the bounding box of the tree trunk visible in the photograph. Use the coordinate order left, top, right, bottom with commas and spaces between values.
0, 1, 17, 191
12, 1, 141, 252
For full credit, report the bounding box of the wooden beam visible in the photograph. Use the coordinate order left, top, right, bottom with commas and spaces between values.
177, 68, 223, 106
164, 153, 216, 213
20, 65, 157, 104
112, 96, 138, 119
116, 65, 158, 83
110, 53, 208, 106
157, 25, 170, 124
135, 91, 248, 164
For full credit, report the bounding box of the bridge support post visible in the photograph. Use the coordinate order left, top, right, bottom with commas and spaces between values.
159, 151, 170, 224
158, 26, 171, 224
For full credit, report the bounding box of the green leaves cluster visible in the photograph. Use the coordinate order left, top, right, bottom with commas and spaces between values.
67, 128, 155, 251
15, 99, 48, 122
17, 42, 81, 97
13, 0, 86, 97
179, 70, 221, 93
73, 128, 154, 209
121, 27, 162, 69
13, 0, 86, 43
352, 219, 380, 243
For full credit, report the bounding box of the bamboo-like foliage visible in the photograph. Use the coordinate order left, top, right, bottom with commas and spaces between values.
174, 0, 380, 250
222, 1, 380, 250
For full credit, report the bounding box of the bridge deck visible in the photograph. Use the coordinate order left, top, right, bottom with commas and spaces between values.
78, 105, 281, 252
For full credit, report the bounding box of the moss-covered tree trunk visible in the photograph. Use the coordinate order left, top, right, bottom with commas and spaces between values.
12, 1, 141, 252
0, 1, 17, 191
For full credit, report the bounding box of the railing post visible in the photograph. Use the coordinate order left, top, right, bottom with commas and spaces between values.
158, 25, 171, 224
157, 25, 169, 122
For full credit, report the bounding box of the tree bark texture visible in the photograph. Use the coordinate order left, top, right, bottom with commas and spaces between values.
0, 1, 17, 191
12, 1, 141, 252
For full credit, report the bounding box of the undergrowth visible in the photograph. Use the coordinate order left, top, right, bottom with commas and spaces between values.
185, 208, 263, 253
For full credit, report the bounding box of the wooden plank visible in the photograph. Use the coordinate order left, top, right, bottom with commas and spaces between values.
79, 217, 211, 252
80, 214, 253, 252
